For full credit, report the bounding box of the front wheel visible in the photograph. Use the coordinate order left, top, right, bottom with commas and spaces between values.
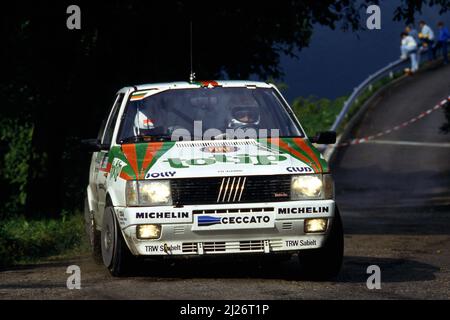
101, 206, 136, 276
298, 206, 344, 280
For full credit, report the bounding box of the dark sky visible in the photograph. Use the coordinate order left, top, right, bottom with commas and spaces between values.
280, 1, 450, 102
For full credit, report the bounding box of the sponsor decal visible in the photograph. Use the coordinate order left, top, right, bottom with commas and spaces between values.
165, 154, 288, 168
197, 215, 271, 226
109, 158, 127, 181
285, 239, 317, 247
217, 169, 244, 174
130, 91, 148, 101
107, 142, 175, 181
274, 192, 289, 198
136, 212, 189, 219
192, 213, 274, 230
286, 166, 313, 173
265, 137, 327, 173
100, 154, 109, 170
145, 244, 181, 253
145, 171, 176, 179
129, 89, 160, 101
201, 146, 239, 153
197, 80, 220, 88
278, 207, 330, 214
106, 138, 326, 181
117, 209, 128, 226
198, 216, 221, 226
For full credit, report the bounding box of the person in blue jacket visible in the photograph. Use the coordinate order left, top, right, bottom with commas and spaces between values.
436, 21, 450, 64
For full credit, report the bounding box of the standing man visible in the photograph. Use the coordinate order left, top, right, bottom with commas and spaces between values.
406, 25, 420, 44
401, 32, 419, 74
406, 25, 422, 66
419, 20, 436, 60
436, 21, 450, 64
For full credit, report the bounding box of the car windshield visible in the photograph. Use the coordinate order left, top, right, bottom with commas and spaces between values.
117, 87, 304, 143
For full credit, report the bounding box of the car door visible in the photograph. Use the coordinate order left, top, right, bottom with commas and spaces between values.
88, 117, 107, 216
96, 93, 124, 219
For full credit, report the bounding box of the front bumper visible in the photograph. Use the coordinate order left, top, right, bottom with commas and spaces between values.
115, 200, 335, 256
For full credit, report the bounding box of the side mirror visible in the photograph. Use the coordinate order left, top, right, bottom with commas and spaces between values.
310, 131, 336, 145
81, 139, 110, 152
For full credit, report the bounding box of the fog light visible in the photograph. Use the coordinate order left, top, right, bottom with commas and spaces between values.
304, 218, 328, 233
136, 224, 161, 239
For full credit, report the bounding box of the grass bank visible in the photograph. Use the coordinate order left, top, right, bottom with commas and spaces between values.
0, 213, 87, 267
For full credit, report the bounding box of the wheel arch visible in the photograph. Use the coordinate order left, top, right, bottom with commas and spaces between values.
104, 192, 138, 256
86, 185, 96, 214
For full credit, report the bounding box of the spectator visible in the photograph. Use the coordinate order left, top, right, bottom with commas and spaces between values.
406, 25, 420, 44
419, 20, 436, 60
436, 21, 450, 64
401, 32, 419, 73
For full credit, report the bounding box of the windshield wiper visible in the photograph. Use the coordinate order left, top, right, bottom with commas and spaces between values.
120, 135, 173, 144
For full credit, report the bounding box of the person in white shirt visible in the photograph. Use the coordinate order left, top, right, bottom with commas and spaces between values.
401, 32, 419, 73
419, 20, 436, 60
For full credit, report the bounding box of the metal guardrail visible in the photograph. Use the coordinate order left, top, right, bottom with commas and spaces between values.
330, 57, 408, 132
330, 42, 449, 132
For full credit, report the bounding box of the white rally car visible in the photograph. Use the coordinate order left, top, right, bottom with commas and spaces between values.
83, 80, 343, 278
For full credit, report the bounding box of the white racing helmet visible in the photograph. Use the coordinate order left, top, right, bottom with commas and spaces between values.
133, 110, 155, 135
227, 105, 261, 129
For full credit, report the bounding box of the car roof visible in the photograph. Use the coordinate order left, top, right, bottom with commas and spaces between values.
120, 80, 274, 93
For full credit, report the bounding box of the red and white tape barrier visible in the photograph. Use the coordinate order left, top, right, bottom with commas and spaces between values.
336, 96, 450, 147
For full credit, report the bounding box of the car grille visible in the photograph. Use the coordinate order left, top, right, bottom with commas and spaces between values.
171, 175, 291, 205
181, 240, 284, 254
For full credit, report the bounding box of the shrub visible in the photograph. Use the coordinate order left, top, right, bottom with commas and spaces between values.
292, 95, 347, 136
0, 213, 86, 267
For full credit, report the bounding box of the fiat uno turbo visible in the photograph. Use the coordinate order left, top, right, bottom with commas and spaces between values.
83, 80, 343, 278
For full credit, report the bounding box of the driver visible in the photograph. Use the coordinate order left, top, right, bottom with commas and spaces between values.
227, 105, 261, 129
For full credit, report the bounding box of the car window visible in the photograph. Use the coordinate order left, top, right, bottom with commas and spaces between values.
117, 87, 304, 143
102, 93, 124, 145
96, 119, 107, 141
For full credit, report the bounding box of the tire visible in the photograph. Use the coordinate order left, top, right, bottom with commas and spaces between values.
298, 206, 344, 280
101, 206, 136, 277
84, 197, 101, 262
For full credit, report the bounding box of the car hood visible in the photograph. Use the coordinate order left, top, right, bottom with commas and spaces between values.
106, 138, 329, 181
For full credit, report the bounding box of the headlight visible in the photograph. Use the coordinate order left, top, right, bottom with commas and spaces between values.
304, 218, 328, 233
136, 224, 161, 239
291, 174, 334, 200
126, 180, 172, 206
